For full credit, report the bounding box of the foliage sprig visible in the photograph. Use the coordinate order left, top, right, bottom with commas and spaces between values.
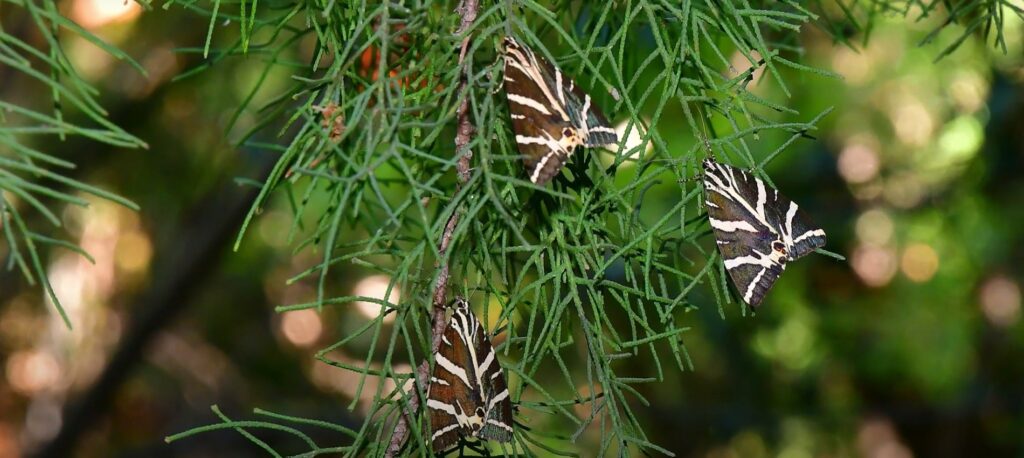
1, 0, 145, 328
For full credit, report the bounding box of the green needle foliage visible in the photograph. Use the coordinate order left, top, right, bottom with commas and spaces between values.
816, 0, 1024, 61
0, 0, 1007, 455
166, 1, 839, 455
0, 0, 145, 328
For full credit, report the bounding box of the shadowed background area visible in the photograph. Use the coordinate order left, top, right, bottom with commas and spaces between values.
1, 1, 1023, 457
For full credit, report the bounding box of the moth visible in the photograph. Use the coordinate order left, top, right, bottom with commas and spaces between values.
502, 36, 618, 185
427, 298, 513, 451
702, 158, 827, 307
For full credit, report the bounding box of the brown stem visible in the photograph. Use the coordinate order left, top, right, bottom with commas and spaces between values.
385, 1, 479, 455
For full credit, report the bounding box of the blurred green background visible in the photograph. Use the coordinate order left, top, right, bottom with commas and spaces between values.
1, 1, 1023, 457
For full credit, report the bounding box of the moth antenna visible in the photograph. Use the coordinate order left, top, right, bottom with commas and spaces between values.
696, 108, 714, 161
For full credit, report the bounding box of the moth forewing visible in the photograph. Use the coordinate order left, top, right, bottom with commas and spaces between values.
780, 202, 827, 259
427, 300, 513, 451
560, 72, 618, 148
502, 36, 618, 184
476, 332, 513, 442
427, 311, 483, 451
702, 159, 827, 307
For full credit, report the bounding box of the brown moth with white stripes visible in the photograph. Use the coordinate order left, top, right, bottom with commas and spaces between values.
702, 159, 827, 307
502, 36, 618, 185
427, 298, 513, 451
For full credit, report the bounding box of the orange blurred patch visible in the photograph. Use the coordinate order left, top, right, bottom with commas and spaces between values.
356, 22, 432, 92
6, 350, 61, 395
901, 243, 939, 282
280, 309, 323, 348
0, 422, 16, 458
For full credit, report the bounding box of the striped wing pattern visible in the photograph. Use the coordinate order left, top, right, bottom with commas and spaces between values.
702, 159, 827, 307
427, 298, 513, 451
502, 36, 618, 185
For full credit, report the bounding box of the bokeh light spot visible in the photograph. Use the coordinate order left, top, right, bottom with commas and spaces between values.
774, 318, 815, 371
949, 71, 988, 114
937, 116, 983, 164
857, 417, 913, 458
280, 309, 323, 347
352, 275, 400, 323
602, 118, 651, 165
851, 181, 885, 201
838, 144, 880, 184
979, 276, 1021, 328
891, 102, 933, 147
884, 175, 925, 208
901, 243, 939, 283
729, 50, 765, 87
116, 230, 153, 273
852, 245, 897, 287
6, 350, 61, 395
856, 209, 894, 246
832, 47, 872, 84
71, 0, 142, 29
24, 398, 63, 445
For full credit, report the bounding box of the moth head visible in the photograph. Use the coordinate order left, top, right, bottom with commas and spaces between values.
452, 297, 470, 311
469, 407, 486, 433
558, 127, 583, 149
770, 240, 789, 264
702, 159, 720, 177
502, 36, 519, 50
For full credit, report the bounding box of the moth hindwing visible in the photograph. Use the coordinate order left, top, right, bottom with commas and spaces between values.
702, 159, 827, 307
427, 298, 513, 451
502, 36, 618, 185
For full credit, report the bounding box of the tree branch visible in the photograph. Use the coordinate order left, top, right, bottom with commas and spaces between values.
385, 1, 479, 455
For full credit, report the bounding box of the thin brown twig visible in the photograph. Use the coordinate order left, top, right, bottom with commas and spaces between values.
385, 1, 479, 455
